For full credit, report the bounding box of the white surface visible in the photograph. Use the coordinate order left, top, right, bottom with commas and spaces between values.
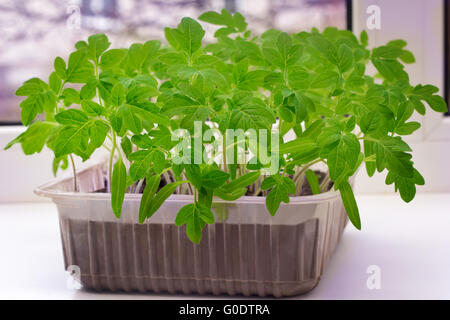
0, 193, 449, 300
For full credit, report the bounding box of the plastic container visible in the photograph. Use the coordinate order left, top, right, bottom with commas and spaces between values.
35, 162, 349, 297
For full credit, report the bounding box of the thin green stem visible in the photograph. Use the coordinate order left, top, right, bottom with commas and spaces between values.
69, 154, 78, 192
293, 158, 323, 194
320, 173, 331, 192
108, 131, 117, 192
222, 137, 228, 173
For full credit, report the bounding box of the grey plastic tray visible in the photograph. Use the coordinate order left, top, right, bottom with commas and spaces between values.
35, 162, 349, 297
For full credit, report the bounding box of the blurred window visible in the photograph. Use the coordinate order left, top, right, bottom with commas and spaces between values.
0, 0, 349, 123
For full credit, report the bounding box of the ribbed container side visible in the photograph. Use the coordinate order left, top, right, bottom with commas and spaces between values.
37, 163, 349, 297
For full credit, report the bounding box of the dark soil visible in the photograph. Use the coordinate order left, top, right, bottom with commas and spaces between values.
95, 170, 333, 196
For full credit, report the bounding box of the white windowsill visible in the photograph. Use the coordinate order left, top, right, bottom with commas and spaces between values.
1, 193, 449, 299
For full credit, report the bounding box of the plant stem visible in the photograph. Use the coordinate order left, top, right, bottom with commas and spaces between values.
69, 154, 78, 192
135, 179, 145, 194
293, 158, 323, 194
108, 131, 117, 193
320, 173, 331, 192
222, 137, 228, 173
293, 158, 322, 182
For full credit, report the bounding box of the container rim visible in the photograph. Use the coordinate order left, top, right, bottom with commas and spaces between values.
35, 162, 344, 204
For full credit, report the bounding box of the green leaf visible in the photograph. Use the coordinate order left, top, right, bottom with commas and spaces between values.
396, 100, 414, 125
339, 181, 361, 230
387, 39, 407, 49
171, 17, 205, 56
121, 136, 132, 157
164, 28, 179, 50
159, 52, 187, 65
100, 49, 127, 68
197, 204, 215, 224
54, 57, 67, 80
4, 121, 55, 154
54, 109, 88, 126
360, 111, 381, 134
131, 134, 153, 149
360, 30, 368, 47
229, 104, 275, 130
80, 81, 97, 100
61, 88, 81, 106
49, 72, 62, 94
52, 156, 68, 177
266, 183, 290, 216
311, 71, 339, 88
335, 98, 352, 114
19, 100, 37, 126
371, 136, 414, 178
386, 169, 424, 202
308, 35, 338, 64
324, 133, 360, 183
199, 69, 227, 89
88, 119, 109, 148
233, 12, 247, 31
214, 187, 247, 201
344, 116, 356, 132
337, 44, 353, 73
305, 170, 320, 194
119, 104, 142, 134
199, 9, 246, 32
371, 54, 407, 82
282, 176, 296, 194
65, 49, 94, 83
400, 50, 415, 64
129, 149, 161, 180
424, 95, 447, 113
184, 165, 203, 189
126, 104, 169, 127
16, 78, 49, 96
276, 32, 293, 69
175, 203, 205, 244
111, 158, 127, 218
109, 110, 123, 134
364, 140, 376, 177
16, 78, 57, 125
262, 47, 284, 69
279, 137, 318, 155
54, 122, 91, 157
395, 121, 421, 135
81, 100, 104, 116
198, 11, 228, 26
373, 45, 403, 59
146, 181, 185, 219
126, 40, 160, 72
139, 175, 161, 223
261, 176, 277, 190
111, 82, 126, 106
87, 33, 111, 62
201, 169, 229, 189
